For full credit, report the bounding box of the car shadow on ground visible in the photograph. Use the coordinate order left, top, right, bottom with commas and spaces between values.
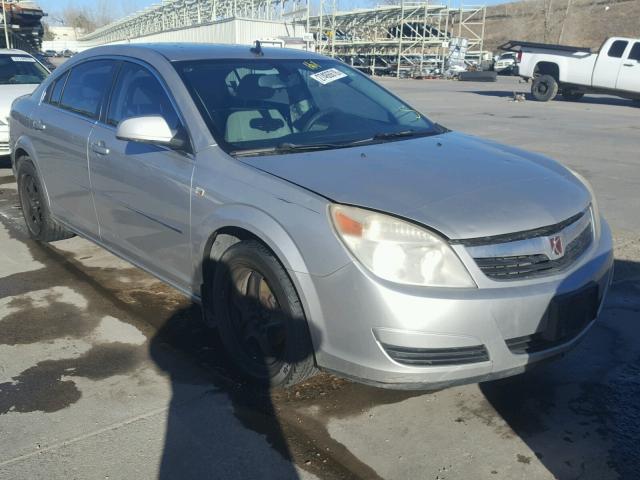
150, 309, 310, 479
469, 90, 639, 108
480, 258, 640, 479
148, 258, 332, 480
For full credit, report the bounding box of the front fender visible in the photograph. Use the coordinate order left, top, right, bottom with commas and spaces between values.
193, 203, 309, 279
192, 203, 332, 353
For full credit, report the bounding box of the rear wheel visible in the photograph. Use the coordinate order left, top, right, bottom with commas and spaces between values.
16, 158, 74, 242
531, 75, 559, 102
211, 240, 317, 388
562, 89, 584, 101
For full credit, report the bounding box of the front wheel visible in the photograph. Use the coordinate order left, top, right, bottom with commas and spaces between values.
531, 75, 559, 102
211, 240, 318, 388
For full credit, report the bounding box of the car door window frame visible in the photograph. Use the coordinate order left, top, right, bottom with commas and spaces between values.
57, 59, 118, 121
45, 70, 70, 106
628, 42, 640, 62
100, 57, 194, 158
40, 59, 119, 125
607, 40, 629, 58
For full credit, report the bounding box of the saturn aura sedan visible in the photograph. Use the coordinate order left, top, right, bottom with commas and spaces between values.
9, 44, 613, 389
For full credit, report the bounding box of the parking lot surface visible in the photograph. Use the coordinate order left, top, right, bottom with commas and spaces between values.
1, 76, 639, 479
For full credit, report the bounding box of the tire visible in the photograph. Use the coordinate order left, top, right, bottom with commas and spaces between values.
211, 240, 317, 388
16, 158, 75, 242
531, 75, 559, 102
562, 89, 584, 101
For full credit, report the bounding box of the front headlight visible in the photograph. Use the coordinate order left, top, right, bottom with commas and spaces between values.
330, 205, 476, 288
0, 117, 7, 127
568, 168, 601, 239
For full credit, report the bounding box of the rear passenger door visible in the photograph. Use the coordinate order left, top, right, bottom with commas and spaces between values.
32, 60, 117, 237
592, 39, 628, 89
616, 42, 640, 93
88, 61, 194, 288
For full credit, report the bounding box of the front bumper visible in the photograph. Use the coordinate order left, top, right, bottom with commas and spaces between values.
305, 219, 614, 389
0, 126, 9, 156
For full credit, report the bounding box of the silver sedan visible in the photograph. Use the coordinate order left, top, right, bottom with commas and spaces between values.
9, 44, 613, 389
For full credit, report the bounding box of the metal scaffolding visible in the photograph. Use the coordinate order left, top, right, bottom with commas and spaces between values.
79, 0, 486, 78
307, 2, 487, 77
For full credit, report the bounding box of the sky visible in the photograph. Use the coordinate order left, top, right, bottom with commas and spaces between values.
38, 0, 513, 24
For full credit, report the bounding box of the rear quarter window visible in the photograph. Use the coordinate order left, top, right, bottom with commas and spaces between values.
47, 71, 69, 106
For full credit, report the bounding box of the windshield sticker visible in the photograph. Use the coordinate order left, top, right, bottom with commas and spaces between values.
11, 56, 36, 63
303, 60, 321, 70
310, 68, 347, 85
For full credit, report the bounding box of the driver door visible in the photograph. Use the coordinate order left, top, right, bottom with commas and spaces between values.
616, 42, 640, 93
89, 61, 194, 288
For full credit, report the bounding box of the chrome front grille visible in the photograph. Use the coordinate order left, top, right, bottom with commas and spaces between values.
462, 208, 594, 281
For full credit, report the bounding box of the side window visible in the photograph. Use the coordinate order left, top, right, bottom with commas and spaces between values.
47, 71, 69, 106
59, 60, 116, 119
628, 43, 640, 62
106, 62, 180, 130
608, 40, 629, 58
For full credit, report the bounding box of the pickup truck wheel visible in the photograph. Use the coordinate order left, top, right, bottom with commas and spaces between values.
562, 90, 584, 101
16, 158, 75, 242
531, 75, 558, 102
211, 240, 318, 388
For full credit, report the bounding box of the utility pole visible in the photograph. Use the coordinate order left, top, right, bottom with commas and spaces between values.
558, 0, 573, 44
397, 0, 405, 79
2, 0, 11, 49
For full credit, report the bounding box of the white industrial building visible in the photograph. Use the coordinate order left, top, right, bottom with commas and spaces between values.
79, 17, 310, 50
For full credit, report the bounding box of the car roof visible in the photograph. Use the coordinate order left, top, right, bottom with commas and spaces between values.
73, 43, 327, 63
0, 49, 31, 56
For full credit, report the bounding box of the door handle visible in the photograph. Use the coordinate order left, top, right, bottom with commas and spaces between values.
91, 141, 110, 156
32, 119, 46, 131
623, 63, 634, 67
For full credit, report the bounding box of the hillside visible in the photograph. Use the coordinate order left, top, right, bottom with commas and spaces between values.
483, 0, 640, 52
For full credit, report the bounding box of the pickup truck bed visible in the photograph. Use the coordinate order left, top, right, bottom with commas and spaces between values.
500, 40, 592, 54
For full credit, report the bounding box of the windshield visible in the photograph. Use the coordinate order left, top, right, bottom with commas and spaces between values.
0, 55, 48, 85
174, 58, 442, 156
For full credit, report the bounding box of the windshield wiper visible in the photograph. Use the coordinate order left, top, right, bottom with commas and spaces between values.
372, 129, 439, 140
231, 138, 374, 157
230, 129, 447, 157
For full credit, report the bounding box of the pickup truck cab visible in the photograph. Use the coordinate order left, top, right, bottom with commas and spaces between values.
501, 37, 640, 102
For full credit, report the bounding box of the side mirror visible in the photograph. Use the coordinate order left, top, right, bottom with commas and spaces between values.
116, 115, 187, 150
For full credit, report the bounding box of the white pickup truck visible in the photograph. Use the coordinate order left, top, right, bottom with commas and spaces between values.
500, 37, 640, 102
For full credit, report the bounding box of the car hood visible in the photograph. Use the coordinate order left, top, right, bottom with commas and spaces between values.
240, 132, 591, 239
0, 84, 38, 119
